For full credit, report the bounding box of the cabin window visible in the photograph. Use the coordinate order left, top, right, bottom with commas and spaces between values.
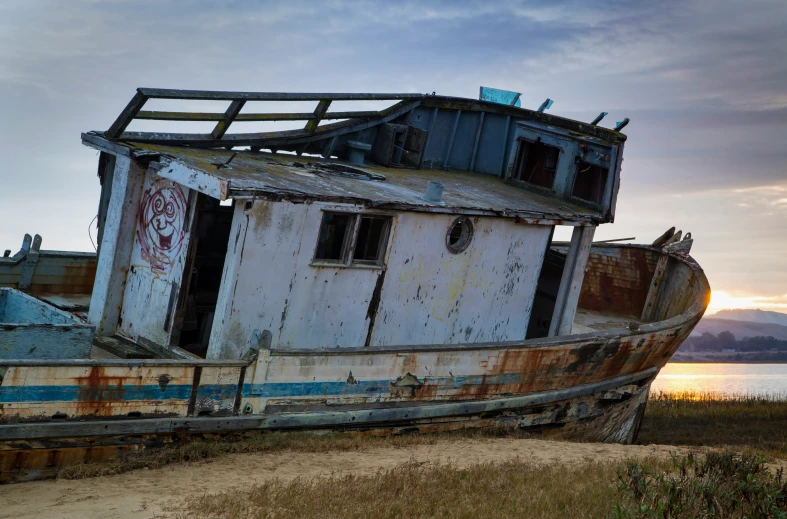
353, 216, 389, 264
512, 139, 560, 189
315, 213, 353, 261
572, 162, 608, 205
446, 216, 473, 254
314, 212, 392, 267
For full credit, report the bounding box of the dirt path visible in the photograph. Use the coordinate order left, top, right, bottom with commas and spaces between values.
0, 439, 703, 519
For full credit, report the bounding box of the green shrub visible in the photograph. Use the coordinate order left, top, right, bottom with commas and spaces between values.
613, 451, 787, 518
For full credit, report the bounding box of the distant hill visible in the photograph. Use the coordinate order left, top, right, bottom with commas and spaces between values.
691, 317, 787, 340
710, 309, 787, 327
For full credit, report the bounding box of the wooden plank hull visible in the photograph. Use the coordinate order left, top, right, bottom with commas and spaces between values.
0, 245, 710, 482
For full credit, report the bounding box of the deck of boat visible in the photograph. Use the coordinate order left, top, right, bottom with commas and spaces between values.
572, 310, 643, 334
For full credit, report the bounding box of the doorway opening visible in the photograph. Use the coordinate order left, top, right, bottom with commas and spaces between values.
526, 227, 566, 339
171, 194, 234, 357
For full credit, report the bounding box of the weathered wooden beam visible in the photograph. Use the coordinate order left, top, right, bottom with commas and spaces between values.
18, 235, 41, 289
154, 160, 229, 200
549, 226, 596, 337
0, 358, 251, 367
106, 90, 148, 138
87, 156, 145, 336
81, 132, 134, 157
304, 100, 332, 133
116, 101, 420, 148
135, 110, 382, 122
137, 88, 424, 101
641, 254, 670, 322
211, 100, 246, 140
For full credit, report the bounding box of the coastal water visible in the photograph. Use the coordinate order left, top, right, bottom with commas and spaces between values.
652, 363, 787, 397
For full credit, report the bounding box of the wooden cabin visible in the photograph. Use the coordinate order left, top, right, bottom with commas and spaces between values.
81, 89, 627, 360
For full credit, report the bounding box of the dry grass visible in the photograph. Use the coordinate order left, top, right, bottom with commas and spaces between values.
57, 427, 519, 480
58, 391, 787, 481
638, 391, 787, 459
174, 450, 787, 519
174, 458, 669, 519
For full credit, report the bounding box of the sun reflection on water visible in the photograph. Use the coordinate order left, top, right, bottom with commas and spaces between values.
652, 363, 787, 398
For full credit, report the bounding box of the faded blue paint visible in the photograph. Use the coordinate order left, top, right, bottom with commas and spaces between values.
479, 87, 521, 108
244, 373, 530, 397
0, 373, 537, 405
0, 288, 79, 324
196, 383, 237, 403
0, 288, 93, 360
448, 111, 482, 170
0, 384, 194, 403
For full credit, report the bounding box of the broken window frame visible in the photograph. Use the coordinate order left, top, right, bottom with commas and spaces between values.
511, 137, 561, 191
312, 210, 393, 268
568, 144, 613, 209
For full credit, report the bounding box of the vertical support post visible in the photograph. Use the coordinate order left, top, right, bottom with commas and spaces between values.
498, 116, 511, 177
469, 112, 485, 172
88, 155, 145, 336
420, 107, 439, 169
18, 235, 42, 289
443, 109, 462, 168
549, 225, 596, 337
95, 153, 116, 258
641, 254, 669, 322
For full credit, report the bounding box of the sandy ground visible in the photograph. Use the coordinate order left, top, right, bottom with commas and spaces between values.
0, 439, 708, 519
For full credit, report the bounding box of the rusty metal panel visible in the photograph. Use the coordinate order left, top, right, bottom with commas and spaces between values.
556, 245, 659, 318
0, 365, 194, 422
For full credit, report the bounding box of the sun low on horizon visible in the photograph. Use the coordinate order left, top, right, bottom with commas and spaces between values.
706, 290, 787, 316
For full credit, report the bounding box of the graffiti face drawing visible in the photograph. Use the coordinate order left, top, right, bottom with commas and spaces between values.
137, 180, 187, 274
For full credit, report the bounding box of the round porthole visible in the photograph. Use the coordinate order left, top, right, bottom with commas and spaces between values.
446, 217, 473, 254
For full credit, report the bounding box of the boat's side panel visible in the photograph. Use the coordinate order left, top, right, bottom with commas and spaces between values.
207, 200, 384, 358
0, 364, 248, 423
0, 251, 96, 295
0, 366, 194, 422
242, 321, 696, 415
208, 201, 552, 357
370, 215, 550, 347
0, 327, 94, 360
0, 289, 94, 360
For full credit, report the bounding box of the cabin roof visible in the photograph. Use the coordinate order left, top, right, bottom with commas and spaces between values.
84, 136, 601, 225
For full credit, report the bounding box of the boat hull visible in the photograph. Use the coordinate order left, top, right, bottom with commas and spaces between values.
0, 245, 710, 482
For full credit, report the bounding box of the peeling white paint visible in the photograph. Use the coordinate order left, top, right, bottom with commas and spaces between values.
207, 199, 550, 358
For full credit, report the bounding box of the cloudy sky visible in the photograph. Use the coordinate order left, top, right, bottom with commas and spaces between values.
1, 0, 785, 313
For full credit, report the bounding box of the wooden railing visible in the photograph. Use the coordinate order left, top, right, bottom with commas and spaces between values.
106, 88, 425, 144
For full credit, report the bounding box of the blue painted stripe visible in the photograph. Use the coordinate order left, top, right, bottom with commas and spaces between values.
0, 384, 230, 404
0, 374, 530, 404
242, 373, 528, 398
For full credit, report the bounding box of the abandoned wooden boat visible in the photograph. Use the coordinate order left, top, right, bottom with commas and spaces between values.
0, 88, 709, 481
